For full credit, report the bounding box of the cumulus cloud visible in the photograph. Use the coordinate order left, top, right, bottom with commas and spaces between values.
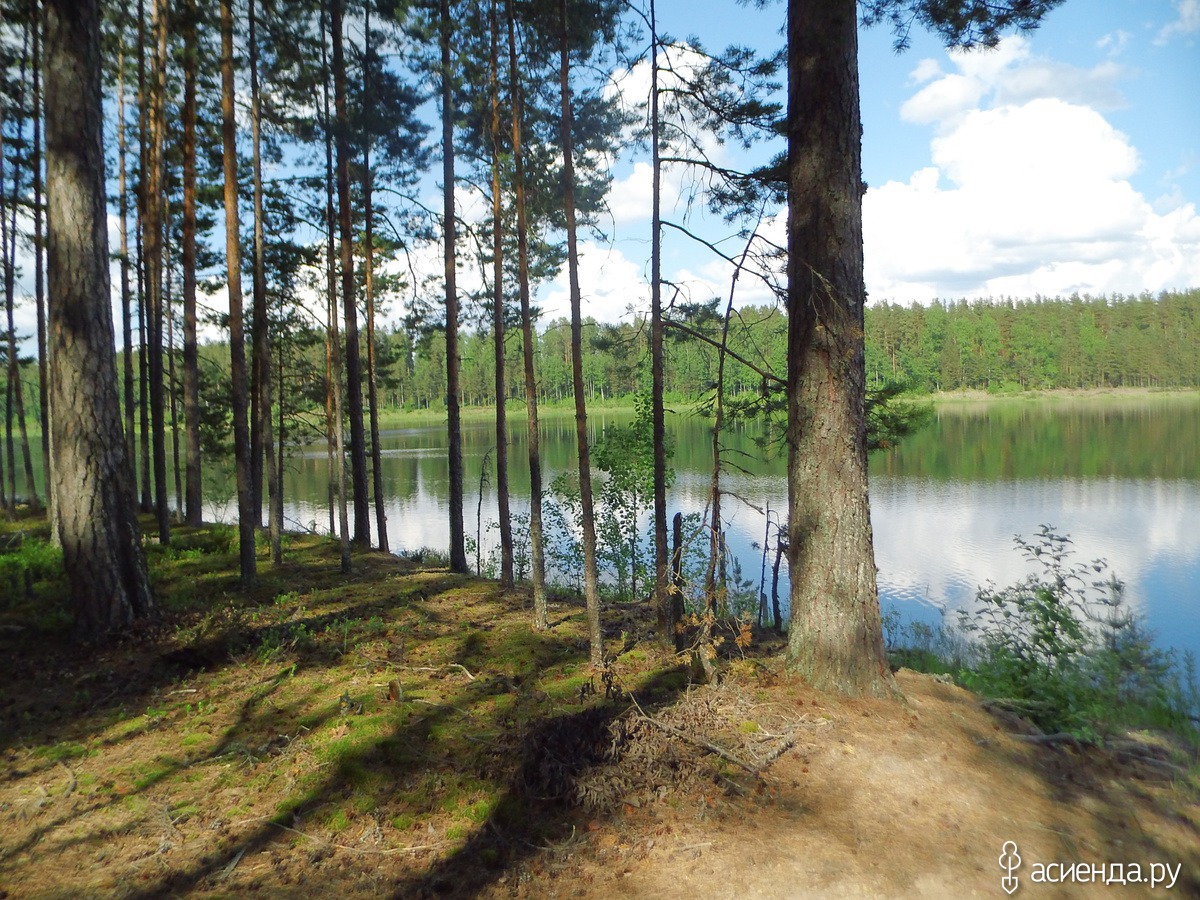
539, 239, 650, 323
864, 37, 1200, 302
900, 37, 1126, 126
1157, 0, 1200, 43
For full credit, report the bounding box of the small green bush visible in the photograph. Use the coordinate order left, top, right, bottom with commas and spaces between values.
956, 526, 1199, 742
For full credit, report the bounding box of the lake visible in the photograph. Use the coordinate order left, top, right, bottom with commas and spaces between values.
219, 395, 1200, 660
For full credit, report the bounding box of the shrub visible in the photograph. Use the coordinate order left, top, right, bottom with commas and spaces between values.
956, 526, 1199, 742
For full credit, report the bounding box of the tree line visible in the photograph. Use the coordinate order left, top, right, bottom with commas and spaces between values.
865, 290, 1200, 393
6, 0, 1069, 701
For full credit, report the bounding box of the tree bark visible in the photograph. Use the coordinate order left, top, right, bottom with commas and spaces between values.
322, 0, 351, 573
45, 0, 156, 638
489, 0, 513, 588
362, 2, 388, 554
164, 201, 182, 516
331, 0, 370, 547
249, 0, 281, 563
507, 0, 547, 628
784, 0, 894, 697
441, 0, 467, 573
220, 0, 257, 587
145, 0, 170, 544
649, 0, 673, 647
181, 0, 202, 526
559, 0, 602, 663
33, 2, 50, 518
1, 22, 31, 511
116, 43, 137, 505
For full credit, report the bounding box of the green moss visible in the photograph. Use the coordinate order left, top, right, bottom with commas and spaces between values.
33, 741, 89, 763
325, 807, 351, 833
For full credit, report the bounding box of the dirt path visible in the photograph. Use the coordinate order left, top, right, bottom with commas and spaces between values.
1, 535, 1196, 899
512, 671, 1200, 899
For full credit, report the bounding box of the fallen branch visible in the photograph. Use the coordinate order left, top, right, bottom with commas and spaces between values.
397, 663, 477, 681
269, 821, 447, 856
1010, 732, 1088, 751
752, 733, 796, 774
627, 695, 757, 774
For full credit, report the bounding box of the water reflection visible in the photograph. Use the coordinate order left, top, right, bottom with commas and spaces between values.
267, 398, 1200, 659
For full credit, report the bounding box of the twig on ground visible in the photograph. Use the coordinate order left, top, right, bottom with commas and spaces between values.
269, 821, 447, 856
396, 663, 477, 681
627, 694, 758, 773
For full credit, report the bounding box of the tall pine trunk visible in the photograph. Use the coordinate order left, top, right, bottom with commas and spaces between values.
181, 0, 202, 526
488, 0, 513, 588
220, 0, 257, 587
649, 0, 673, 645
507, 0, 547, 628
440, 0, 467, 572
362, 2, 388, 553
1, 22, 30, 511
331, 0, 370, 546
32, 3, 50, 519
322, 1, 351, 573
145, 0, 170, 544
248, 0, 281, 562
558, 0, 601, 663
784, 0, 893, 697
116, 45, 137, 502
45, 0, 156, 638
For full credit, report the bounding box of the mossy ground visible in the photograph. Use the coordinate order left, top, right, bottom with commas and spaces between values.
1, 511, 1198, 898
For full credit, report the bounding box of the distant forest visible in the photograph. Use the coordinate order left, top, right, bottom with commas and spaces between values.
11, 290, 1197, 425
367, 289, 1200, 409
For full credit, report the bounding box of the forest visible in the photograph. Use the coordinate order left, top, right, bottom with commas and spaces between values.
1, 0, 1193, 677
4, 1, 1200, 895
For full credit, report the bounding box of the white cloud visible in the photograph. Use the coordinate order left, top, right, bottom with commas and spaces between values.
1096, 30, 1131, 55
900, 37, 1126, 126
1157, 0, 1200, 43
864, 38, 1200, 302
605, 161, 682, 225
539, 240, 650, 323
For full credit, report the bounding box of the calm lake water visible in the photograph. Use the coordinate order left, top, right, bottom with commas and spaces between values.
209, 396, 1200, 660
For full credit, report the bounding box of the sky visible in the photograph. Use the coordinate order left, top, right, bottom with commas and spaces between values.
533, 0, 1200, 323
9, 1, 1199, 349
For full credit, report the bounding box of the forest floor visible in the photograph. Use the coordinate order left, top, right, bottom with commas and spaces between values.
1, 521, 1198, 898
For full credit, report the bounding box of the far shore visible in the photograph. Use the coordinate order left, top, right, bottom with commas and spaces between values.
374, 386, 1199, 427
927, 385, 1200, 405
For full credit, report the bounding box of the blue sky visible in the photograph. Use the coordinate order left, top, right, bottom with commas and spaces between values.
18, 0, 1187, 345
535, 0, 1200, 322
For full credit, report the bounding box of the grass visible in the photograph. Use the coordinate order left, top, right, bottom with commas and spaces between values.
0, 508, 706, 895
3, 509, 1197, 897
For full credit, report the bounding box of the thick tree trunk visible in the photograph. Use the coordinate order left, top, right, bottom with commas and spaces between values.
441, 0, 467, 573
331, 0, 370, 546
649, 0, 673, 646
507, 0, 547, 628
558, 0, 602, 664
220, 0, 257, 587
784, 0, 894, 697
181, 0, 202, 526
362, 2, 388, 554
45, 0, 156, 638
488, 0, 513, 588
145, 0, 169, 544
